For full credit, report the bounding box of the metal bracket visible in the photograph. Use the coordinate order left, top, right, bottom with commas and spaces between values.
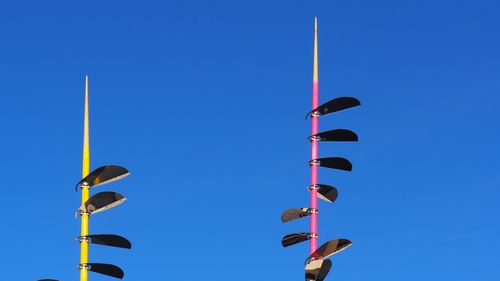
76, 182, 90, 192
311, 111, 320, 118
309, 233, 319, 239
75, 210, 89, 219
76, 236, 90, 243
309, 160, 320, 166
307, 184, 320, 191
77, 263, 90, 270
308, 208, 319, 214
309, 136, 321, 142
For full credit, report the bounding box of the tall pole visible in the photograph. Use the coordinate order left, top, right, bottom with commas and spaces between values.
310, 17, 319, 254
80, 75, 90, 281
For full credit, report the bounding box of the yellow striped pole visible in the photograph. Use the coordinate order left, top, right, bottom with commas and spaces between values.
80, 75, 90, 281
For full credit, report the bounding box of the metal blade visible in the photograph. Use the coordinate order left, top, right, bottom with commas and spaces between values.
305, 259, 332, 281
309, 157, 352, 171
282, 232, 310, 247
306, 97, 360, 119
308, 129, 358, 142
87, 263, 124, 279
315, 184, 338, 203
81, 234, 132, 249
76, 165, 129, 190
306, 239, 352, 264
281, 208, 310, 223
78, 192, 126, 215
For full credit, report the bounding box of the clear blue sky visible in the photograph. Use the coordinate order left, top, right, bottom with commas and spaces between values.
0, 0, 499, 280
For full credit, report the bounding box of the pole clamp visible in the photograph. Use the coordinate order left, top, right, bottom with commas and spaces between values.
76, 236, 90, 243
311, 111, 320, 118
308, 208, 319, 214
309, 233, 319, 239
309, 160, 320, 166
76, 182, 90, 191
309, 136, 321, 142
307, 184, 320, 191
77, 264, 90, 270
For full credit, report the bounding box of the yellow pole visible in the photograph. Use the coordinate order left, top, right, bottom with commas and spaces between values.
80, 75, 90, 281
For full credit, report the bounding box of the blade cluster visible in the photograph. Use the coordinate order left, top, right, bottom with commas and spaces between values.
40, 165, 132, 280
280, 20, 361, 281
75, 165, 132, 279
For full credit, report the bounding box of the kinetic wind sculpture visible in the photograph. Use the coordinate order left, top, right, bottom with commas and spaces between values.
281, 18, 361, 281
39, 76, 132, 281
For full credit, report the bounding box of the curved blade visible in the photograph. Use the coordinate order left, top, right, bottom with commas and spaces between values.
78, 192, 126, 215
282, 232, 310, 247
306, 97, 360, 119
281, 208, 309, 223
306, 239, 352, 264
310, 157, 352, 171
76, 165, 129, 190
87, 263, 124, 279
308, 129, 358, 142
82, 234, 132, 249
316, 184, 338, 203
305, 259, 332, 281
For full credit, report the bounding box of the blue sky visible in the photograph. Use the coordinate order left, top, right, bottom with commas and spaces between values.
0, 0, 499, 280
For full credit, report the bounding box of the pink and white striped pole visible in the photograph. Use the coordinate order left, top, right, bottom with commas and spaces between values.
310, 17, 319, 254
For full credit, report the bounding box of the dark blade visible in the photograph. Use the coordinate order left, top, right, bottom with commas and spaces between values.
310, 157, 352, 171
306, 239, 352, 264
306, 97, 361, 119
305, 259, 332, 281
82, 234, 132, 249
316, 184, 338, 203
78, 192, 126, 215
281, 208, 310, 223
76, 165, 129, 190
38, 279, 59, 281
308, 129, 358, 142
282, 232, 310, 247
87, 263, 124, 279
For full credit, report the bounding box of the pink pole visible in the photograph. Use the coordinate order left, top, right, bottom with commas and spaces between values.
310, 17, 319, 254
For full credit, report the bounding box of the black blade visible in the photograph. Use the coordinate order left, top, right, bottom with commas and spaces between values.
82, 234, 132, 249
87, 263, 124, 279
282, 232, 310, 247
306, 239, 352, 264
305, 259, 332, 281
78, 192, 126, 215
306, 97, 360, 119
315, 184, 338, 203
281, 208, 310, 223
308, 129, 358, 142
38, 279, 59, 281
309, 157, 352, 171
76, 165, 129, 190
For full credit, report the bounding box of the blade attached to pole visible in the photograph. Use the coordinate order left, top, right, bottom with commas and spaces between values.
80, 234, 132, 249
309, 157, 352, 171
78, 191, 126, 215
305, 259, 332, 281
282, 232, 310, 247
305, 97, 360, 119
308, 129, 358, 142
305, 239, 352, 264
281, 208, 314, 223
81, 263, 124, 279
310, 184, 338, 203
76, 165, 129, 190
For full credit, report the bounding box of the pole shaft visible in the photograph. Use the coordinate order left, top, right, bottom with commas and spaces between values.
80, 75, 90, 281
310, 17, 319, 254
